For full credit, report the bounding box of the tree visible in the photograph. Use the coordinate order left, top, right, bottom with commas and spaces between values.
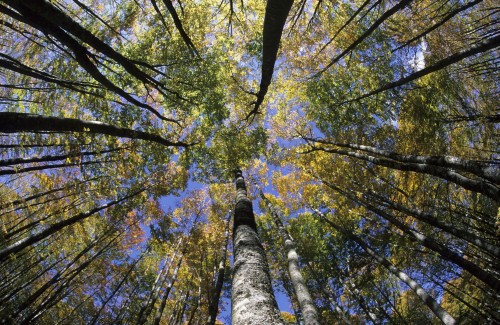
1, 0, 498, 324
231, 170, 283, 324
253, 179, 320, 325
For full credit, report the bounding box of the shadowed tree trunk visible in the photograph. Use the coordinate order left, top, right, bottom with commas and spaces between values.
343, 34, 500, 104
318, 177, 500, 291
160, 0, 199, 57
0, 112, 189, 147
248, 0, 294, 120
231, 170, 284, 325
0, 186, 148, 262
207, 211, 231, 325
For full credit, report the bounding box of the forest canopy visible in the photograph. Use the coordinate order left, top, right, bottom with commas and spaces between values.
0, 0, 498, 324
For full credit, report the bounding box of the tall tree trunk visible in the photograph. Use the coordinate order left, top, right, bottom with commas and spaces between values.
207, 211, 231, 325
0, 112, 188, 147
0, 186, 148, 262
153, 240, 187, 325
306, 146, 499, 202
254, 181, 320, 325
90, 246, 150, 325
0, 147, 124, 168
361, 188, 499, 259
231, 170, 284, 324
320, 177, 500, 291
187, 282, 202, 325
302, 138, 499, 184
248, 0, 294, 120
312, 208, 457, 325
137, 237, 183, 325
304, 259, 351, 324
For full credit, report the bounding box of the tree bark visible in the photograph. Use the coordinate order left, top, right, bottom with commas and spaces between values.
303, 138, 499, 184
0, 112, 189, 147
153, 239, 188, 325
89, 246, 150, 325
343, 34, 500, 104
319, 0, 412, 73
0, 147, 124, 168
254, 181, 320, 325
231, 170, 284, 325
137, 237, 183, 325
248, 0, 294, 120
362, 189, 499, 259
0, 186, 147, 262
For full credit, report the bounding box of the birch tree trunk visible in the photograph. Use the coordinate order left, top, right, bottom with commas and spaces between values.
207, 212, 231, 325
153, 241, 187, 325
231, 170, 284, 325
312, 208, 457, 325
305, 146, 499, 202
319, 177, 500, 291
254, 181, 320, 325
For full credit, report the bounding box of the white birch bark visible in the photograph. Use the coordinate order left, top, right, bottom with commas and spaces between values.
253, 181, 320, 325
231, 170, 284, 325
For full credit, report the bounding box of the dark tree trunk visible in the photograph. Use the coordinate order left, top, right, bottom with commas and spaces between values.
248, 0, 294, 120
0, 186, 147, 262
320, 178, 500, 291
0, 112, 188, 147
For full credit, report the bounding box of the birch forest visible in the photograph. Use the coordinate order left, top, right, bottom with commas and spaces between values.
0, 0, 498, 324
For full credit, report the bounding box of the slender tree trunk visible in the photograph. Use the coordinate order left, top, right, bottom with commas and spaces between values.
0, 159, 110, 176
90, 246, 150, 325
302, 138, 499, 184
0, 186, 148, 262
175, 290, 190, 325
304, 261, 351, 324
0, 147, 124, 167
137, 237, 183, 325
254, 181, 320, 325
153, 242, 187, 325
17, 228, 124, 324
362, 189, 499, 258
307, 146, 499, 202
248, 0, 294, 119
231, 170, 284, 325
345, 280, 379, 324
187, 283, 202, 325
312, 208, 457, 325
0, 176, 104, 210
0, 112, 188, 147
343, 34, 500, 104
320, 177, 500, 291
9, 228, 114, 320
207, 211, 231, 325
